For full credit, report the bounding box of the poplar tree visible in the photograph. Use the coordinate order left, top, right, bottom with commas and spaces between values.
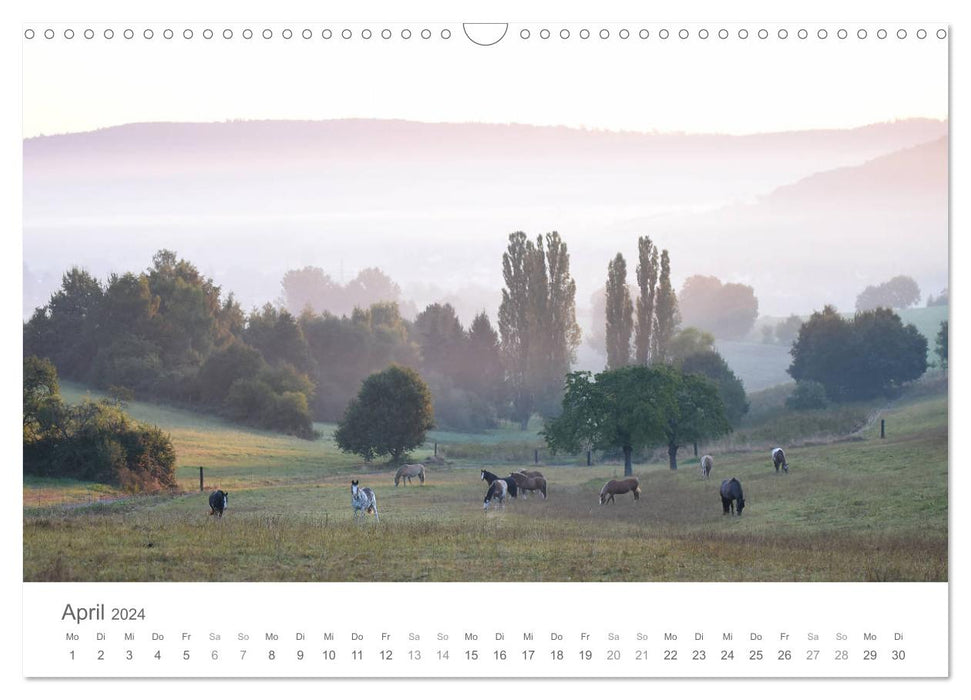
543, 231, 583, 404
605, 253, 633, 370
634, 235, 659, 364
499, 230, 581, 428
652, 248, 680, 363
498, 232, 535, 428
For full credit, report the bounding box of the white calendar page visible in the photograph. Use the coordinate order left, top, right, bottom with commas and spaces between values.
6, 0, 965, 696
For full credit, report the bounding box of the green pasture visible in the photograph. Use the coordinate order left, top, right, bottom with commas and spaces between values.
26, 386, 947, 582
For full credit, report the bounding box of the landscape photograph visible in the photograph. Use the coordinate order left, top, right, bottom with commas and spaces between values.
22, 32, 948, 583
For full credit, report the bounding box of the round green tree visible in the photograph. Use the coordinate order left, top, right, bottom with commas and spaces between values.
334, 365, 435, 464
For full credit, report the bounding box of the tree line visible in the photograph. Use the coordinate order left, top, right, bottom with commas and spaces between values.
23, 247, 521, 436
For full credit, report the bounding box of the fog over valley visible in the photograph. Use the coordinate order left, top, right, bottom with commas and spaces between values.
24, 118, 948, 347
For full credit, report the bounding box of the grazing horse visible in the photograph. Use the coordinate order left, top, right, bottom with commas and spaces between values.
480, 469, 519, 499
483, 479, 507, 510
700, 455, 713, 480
350, 480, 379, 522
771, 447, 789, 474
509, 471, 547, 499
720, 478, 745, 516
599, 478, 640, 505
518, 469, 544, 479
394, 463, 425, 486
208, 490, 228, 517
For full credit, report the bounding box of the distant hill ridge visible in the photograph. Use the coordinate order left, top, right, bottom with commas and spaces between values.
25, 117, 948, 173
762, 135, 947, 206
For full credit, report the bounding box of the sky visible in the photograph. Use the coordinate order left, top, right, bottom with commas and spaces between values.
21, 19, 948, 138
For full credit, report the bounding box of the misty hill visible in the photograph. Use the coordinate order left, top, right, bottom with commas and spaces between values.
23, 118, 948, 323
623, 136, 947, 317
24, 118, 946, 171
761, 136, 946, 208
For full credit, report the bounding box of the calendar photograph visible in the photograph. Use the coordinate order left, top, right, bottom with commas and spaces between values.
22, 22, 948, 588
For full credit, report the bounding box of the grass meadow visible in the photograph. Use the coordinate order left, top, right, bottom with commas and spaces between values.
24, 384, 947, 582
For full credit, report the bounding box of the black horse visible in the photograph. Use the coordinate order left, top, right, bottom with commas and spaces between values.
720, 478, 745, 516
480, 469, 519, 498
209, 490, 229, 517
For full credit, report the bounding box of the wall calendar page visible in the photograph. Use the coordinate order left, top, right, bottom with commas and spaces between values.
13, 0, 958, 695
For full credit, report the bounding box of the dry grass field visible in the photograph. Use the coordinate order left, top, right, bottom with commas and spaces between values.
24, 385, 947, 582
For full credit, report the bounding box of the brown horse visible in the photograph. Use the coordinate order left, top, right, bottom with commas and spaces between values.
599, 478, 640, 505
508, 471, 547, 499
394, 463, 425, 486
518, 469, 544, 479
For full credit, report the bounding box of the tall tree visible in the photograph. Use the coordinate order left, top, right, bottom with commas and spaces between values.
543, 232, 583, 402
652, 249, 679, 363
413, 302, 466, 379
545, 364, 730, 474
23, 267, 103, 378
544, 366, 673, 476
663, 370, 731, 470
280, 266, 341, 315
498, 231, 581, 428
634, 236, 659, 364
461, 312, 506, 408
604, 253, 634, 370
244, 304, 315, 374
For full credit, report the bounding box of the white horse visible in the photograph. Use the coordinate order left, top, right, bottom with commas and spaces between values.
700, 454, 713, 480
351, 480, 379, 521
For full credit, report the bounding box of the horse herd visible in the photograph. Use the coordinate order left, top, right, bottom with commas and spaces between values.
599, 446, 791, 518
206, 447, 791, 521
480, 469, 548, 509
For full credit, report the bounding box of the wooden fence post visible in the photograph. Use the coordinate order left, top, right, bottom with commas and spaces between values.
534, 449, 539, 465
880, 419, 885, 439
587, 450, 592, 466
199, 467, 204, 491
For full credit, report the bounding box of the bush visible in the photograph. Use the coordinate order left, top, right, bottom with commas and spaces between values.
786, 380, 829, 410
23, 395, 177, 491
268, 391, 315, 439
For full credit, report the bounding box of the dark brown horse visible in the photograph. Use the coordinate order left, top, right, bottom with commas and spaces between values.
518, 469, 544, 479
599, 478, 640, 505
720, 478, 745, 516
508, 471, 547, 499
